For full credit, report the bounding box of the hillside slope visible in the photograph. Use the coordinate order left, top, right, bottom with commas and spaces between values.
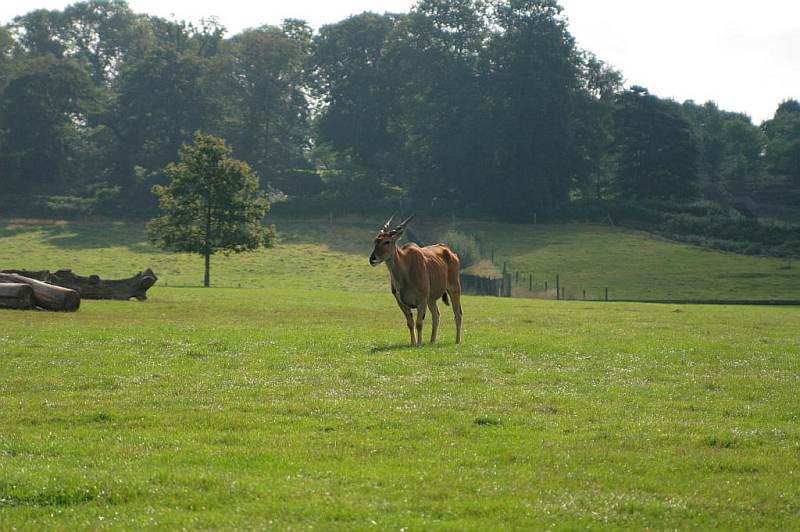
467, 222, 799, 300
1, 218, 798, 299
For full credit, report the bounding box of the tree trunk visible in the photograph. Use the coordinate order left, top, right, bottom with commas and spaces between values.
204, 202, 212, 288
1, 269, 157, 301
0, 273, 80, 311
0, 283, 36, 310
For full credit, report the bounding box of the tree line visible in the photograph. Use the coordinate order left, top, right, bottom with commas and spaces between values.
1, 0, 799, 222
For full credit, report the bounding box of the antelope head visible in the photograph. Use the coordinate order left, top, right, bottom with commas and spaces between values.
369, 215, 414, 266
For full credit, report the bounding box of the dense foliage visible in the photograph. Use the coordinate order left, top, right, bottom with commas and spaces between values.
0, 0, 798, 227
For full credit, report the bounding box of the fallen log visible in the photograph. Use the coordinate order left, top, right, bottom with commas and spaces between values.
1, 268, 157, 301
0, 273, 80, 311
0, 283, 36, 310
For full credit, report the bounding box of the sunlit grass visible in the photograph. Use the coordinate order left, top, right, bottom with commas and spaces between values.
1, 218, 799, 528
467, 222, 800, 300
1, 288, 799, 529
0, 218, 385, 292
2, 218, 797, 300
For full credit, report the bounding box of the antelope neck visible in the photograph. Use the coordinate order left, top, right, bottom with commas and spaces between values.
385, 243, 407, 279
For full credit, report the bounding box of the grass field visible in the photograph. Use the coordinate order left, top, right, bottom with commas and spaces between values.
464, 222, 800, 300
1, 218, 800, 529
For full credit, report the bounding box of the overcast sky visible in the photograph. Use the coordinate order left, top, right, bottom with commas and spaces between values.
2, 0, 798, 124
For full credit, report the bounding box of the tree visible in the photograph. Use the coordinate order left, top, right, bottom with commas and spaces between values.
60, 0, 140, 87
720, 114, 764, 193
613, 87, 698, 200
227, 23, 311, 184
481, 0, 585, 217
681, 101, 725, 184
0, 55, 95, 195
389, 0, 491, 209
9, 8, 66, 57
148, 132, 274, 287
682, 100, 764, 195
312, 12, 403, 177
110, 43, 225, 212
764, 99, 800, 185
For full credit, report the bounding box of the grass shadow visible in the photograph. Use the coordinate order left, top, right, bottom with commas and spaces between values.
1, 219, 155, 252
42, 221, 152, 251
369, 342, 413, 353
277, 219, 382, 257
0, 219, 69, 239
275, 217, 459, 258
369, 341, 456, 353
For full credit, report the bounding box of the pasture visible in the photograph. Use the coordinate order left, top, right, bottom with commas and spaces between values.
1, 219, 800, 529
465, 222, 800, 300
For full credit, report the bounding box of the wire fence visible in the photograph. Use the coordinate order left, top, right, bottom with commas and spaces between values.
461, 265, 800, 306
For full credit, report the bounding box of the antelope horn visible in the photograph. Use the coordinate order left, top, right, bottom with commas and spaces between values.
383, 214, 395, 231
396, 214, 415, 229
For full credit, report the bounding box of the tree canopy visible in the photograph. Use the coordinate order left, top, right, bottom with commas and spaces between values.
147, 132, 274, 287
1, 0, 796, 222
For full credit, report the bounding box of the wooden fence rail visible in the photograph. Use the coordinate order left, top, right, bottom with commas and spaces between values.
460, 273, 512, 297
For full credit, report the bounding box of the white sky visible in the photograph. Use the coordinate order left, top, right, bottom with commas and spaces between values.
3, 0, 798, 124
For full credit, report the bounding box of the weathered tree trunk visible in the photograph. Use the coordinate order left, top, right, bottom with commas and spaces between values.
1, 269, 157, 301
0, 273, 80, 311
0, 283, 36, 310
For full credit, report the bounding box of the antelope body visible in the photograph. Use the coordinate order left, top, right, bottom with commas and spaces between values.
369, 216, 463, 346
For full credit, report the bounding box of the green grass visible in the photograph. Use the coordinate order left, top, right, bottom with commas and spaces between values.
0, 219, 385, 292
2, 218, 798, 300
466, 222, 800, 300
1, 218, 800, 529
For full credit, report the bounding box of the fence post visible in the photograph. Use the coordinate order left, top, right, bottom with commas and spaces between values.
605, 287, 608, 301
515, 271, 519, 285
583, 289, 586, 300
545, 281, 548, 293
529, 274, 533, 292
556, 274, 560, 301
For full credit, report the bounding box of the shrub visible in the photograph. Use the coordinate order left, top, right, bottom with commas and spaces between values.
440, 230, 481, 269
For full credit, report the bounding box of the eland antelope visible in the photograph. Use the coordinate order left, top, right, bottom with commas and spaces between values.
369, 216, 463, 346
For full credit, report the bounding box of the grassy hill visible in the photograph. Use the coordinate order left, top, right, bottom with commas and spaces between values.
0, 219, 386, 292
1, 217, 800, 528
1, 218, 797, 300
466, 222, 800, 300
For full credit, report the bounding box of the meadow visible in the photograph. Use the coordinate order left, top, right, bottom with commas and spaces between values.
1, 218, 798, 299
1, 218, 799, 529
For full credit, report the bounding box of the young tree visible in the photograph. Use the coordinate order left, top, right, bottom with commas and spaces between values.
148, 132, 274, 287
